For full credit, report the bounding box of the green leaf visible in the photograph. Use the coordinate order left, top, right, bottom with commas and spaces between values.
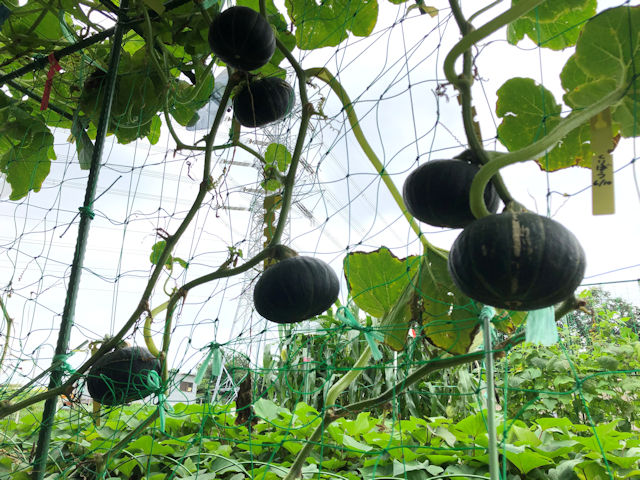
504, 447, 553, 474
0, 93, 55, 200
150, 240, 173, 268
342, 433, 373, 452
148, 115, 161, 145
344, 247, 420, 318
453, 411, 489, 441
574, 460, 609, 480
585, 451, 640, 469
128, 435, 175, 455
561, 6, 640, 138
496, 77, 592, 170
253, 398, 288, 421
71, 116, 94, 170
286, 0, 378, 50
507, 0, 596, 50
170, 75, 215, 127
265, 143, 292, 173
511, 425, 542, 447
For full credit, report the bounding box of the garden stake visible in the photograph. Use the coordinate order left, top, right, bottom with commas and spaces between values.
31, 2, 129, 478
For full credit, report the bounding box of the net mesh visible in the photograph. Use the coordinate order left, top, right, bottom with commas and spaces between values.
0, 1, 639, 479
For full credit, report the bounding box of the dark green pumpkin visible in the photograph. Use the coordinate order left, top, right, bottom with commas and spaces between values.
87, 347, 161, 406
233, 77, 295, 128
208, 6, 276, 71
253, 256, 340, 324
403, 159, 499, 228
447, 212, 586, 310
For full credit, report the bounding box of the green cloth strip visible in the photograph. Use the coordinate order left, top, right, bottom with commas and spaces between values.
195, 343, 223, 383
336, 306, 384, 361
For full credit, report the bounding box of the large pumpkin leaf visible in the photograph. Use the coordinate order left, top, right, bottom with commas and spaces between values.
0, 92, 55, 200
285, 0, 378, 50
560, 6, 640, 139
379, 249, 480, 354
506, 0, 596, 51
496, 77, 596, 170
344, 247, 420, 318
79, 50, 167, 145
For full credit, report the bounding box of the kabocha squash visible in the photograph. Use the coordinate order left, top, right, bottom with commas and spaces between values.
87, 346, 161, 406
253, 256, 340, 324
233, 77, 295, 128
403, 158, 499, 228
447, 212, 586, 311
208, 6, 276, 71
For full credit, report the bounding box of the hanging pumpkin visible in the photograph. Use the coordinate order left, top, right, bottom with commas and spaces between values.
403, 158, 499, 228
447, 212, 586, 310
233, 76, 295, 128
253, 255, 340, 324
87, 346, 161, 406
208, 6, 276, 71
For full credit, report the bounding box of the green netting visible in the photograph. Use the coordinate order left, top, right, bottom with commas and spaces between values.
0, 1, 639, 479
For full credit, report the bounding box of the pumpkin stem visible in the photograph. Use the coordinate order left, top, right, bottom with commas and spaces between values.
503, 201, 528, 214
270, 244, 298, 262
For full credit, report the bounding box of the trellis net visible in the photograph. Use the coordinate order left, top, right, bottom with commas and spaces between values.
0, 0, 639, 479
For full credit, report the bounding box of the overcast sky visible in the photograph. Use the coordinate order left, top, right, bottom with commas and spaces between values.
0, 0, 638, 385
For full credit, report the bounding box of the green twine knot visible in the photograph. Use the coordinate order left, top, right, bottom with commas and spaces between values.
78, 206, 95, 219
336, 306, 384, 360
145, 370, 171, 433
195, 342, 223, 384
53, 353, 76, 375
479, 306, 496, 323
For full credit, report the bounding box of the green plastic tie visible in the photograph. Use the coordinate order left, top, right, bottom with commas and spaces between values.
53, 353, 76, 375
526, 306, 558, 346
195, 343, 223, 383
145, 370, 169, 432
336, 306, 384, 361
78, 206, 95, 219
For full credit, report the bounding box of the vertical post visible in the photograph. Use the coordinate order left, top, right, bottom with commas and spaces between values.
481, 306, 500, 480
31, 2, 130, 478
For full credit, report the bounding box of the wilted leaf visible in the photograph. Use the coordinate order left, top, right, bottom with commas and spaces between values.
379, 248, 480, 354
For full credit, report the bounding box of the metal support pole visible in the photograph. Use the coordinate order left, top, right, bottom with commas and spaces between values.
481, 306, 500, 480
30, 2, 129, 478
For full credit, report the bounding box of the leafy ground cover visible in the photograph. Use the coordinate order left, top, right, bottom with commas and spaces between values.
2, 397, 639, 479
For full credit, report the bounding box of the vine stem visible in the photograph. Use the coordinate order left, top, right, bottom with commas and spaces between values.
469, 84, 628, 218
158, 35, 314, 379
443, 0, 546, 88
448, 0, 513, 206
305, 67, 440, 257
0, 296, 12, 369
143, 299, 170, 357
